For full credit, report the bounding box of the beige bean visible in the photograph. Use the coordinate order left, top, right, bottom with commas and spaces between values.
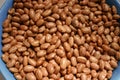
18, 47, 27, 52
23, 56, 28, 66
111, 42, 120, 50
41, 67, 48, 77
33, 12, 40, 22
57, 25, 66, 33
81, 73, 87, 80
61, 33, 69, 42
81, 27, 91, 34
40, 43, 50, 49
29, 9, 35, 19
14, 74, 22, 80
89, 56, 98, 63
9, 67, 18, 73
9, 46, 17, 53
63, 42, 71, 52
35, 69, 43, 80
60, 57, 68, 69
42, 10, 52, 17
47, 63, 55, 74
2, 44, 11, 52
83, 68, 90, 74
77, 56, 87, 63
90, 63, 99, 70
64, 74, 73, 80
69, 37, 74, 47
46, 22, 56, 29
47, 45, 56, 53
28, 58, 36, 66
31, 40, 39, 47
36, 19, 44, 26
74, 35, 82, 45
7, 59, 15, 68
56, 49, 65, 57
26, 73, 36, 80
20, 14, 29, 21
37, 50, 46, 57
45, 34, 52, 42
106, 70, 112, 79
66, 17, 72, 25
24, 65, 34, 72
71, 57, 77, 66
104, 62, 113, 70
46, 52, 56, 60
73, 48, 79, 57
2, 54, 9, 63
110, 60, 118, 68
99, 60, 105, 70
2, 37, 11, 44
9, 54, 18, 60
99, 71, 107, 80
91, 70, 98, 78
45, 16, 55, 22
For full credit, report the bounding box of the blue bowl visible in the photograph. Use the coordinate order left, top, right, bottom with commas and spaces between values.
0, 0, 120, 80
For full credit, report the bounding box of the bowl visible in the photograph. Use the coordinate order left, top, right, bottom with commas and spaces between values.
0, 0, 120, 80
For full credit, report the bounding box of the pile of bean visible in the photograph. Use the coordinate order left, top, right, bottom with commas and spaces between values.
2, 0, 120, 80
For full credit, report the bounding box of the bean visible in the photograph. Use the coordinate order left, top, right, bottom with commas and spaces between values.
35, 69, 43, 80
60, 58, 68, 69
24, 65, 34, 72
26, 73, 36, 80
47, 63, 55, 74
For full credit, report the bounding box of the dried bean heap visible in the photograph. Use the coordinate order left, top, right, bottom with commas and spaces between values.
2, 0, 120, 80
